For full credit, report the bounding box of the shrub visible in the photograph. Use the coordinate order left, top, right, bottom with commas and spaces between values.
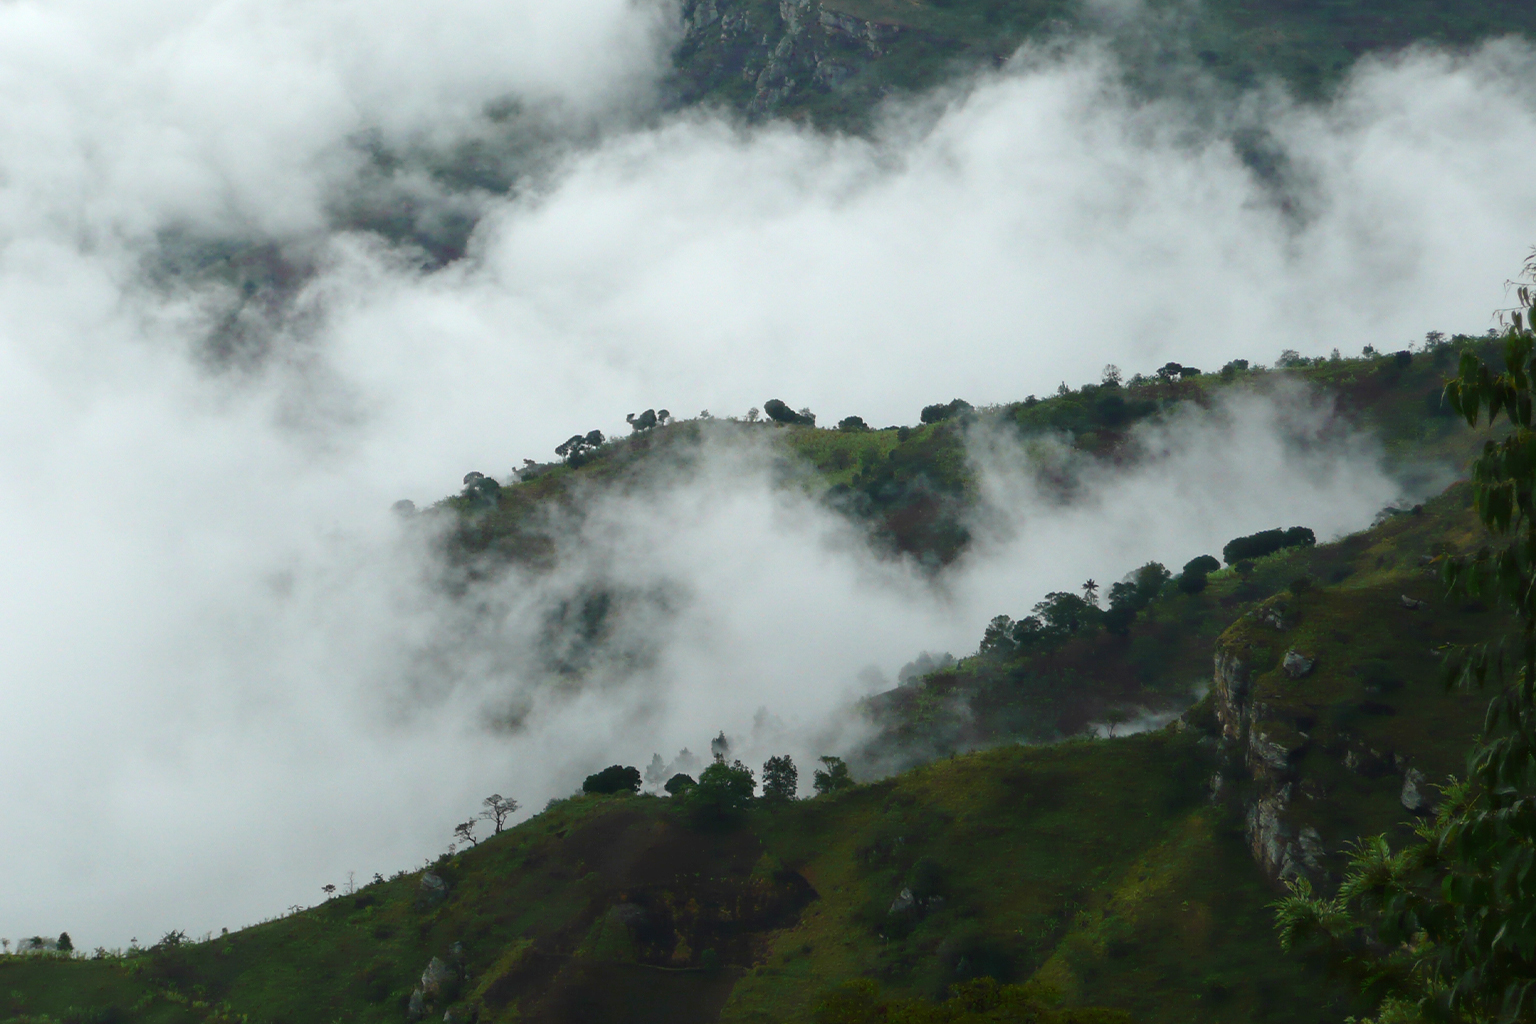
837, 416, 869, 432
583, 765, 642, 795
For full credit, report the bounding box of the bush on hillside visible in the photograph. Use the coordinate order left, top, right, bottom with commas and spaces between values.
837, 415, 870, 432
764, 399, 815, 426
583, 765, 642, 795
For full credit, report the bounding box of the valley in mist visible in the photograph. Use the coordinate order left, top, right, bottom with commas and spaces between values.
1, 0, 1534, 951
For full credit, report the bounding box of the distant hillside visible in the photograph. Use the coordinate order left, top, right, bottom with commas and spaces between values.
0, 332, 1513, 1024
668, 0, 1536, 126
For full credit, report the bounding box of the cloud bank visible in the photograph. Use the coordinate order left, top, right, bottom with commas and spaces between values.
0, 0, 1533, 946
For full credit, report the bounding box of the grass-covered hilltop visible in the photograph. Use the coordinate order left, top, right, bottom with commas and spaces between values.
7, 325, 1534, 1024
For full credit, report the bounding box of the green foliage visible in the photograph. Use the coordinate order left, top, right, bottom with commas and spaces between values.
1273, 277, 1536, 1023
813, 755, 854, 796
583, 764, 642, 795
762, 755, 799, 803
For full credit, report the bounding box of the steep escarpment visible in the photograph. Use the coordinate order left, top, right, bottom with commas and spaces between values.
1196, 489, 1502, 889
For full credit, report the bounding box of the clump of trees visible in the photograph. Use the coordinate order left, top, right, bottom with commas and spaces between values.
626, 409, 671, 432
1155, 362, 1202, 380
982, 562, 1175, 655
837, 415, 870, 432
764, 399, 816, 426
1222, 526, 1315, 565
920, 399, 973, 424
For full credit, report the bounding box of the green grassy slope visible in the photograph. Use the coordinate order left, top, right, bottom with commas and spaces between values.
0, 734, 1359, 1024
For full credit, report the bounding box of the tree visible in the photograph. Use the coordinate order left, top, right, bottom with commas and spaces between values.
1275, 270, 1536, 1023
644, 753, 668, 792
583, 765, 642, 795
1102, 364, 1123, 386
710, 731, 731, 763
56, 933, 71, 953
480, 794, 518, 833
762, 755, 798, 802
322, 884, 337, 898
1177, 554, 1220, 594
837, 415, 870, 432
1081, 579, 1099, 605
626, 409, 658, 432
453, 820, 479, 847
689, 759, 755, 819
813, 756, 853, 796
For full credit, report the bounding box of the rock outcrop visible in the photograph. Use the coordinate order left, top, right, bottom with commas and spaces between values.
676, 0, 913, 116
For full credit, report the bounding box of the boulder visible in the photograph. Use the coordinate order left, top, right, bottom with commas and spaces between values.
421, 957, 456, 998
417, 872, 448, 908
888, 887, 916, 915
1400, 594, 1425, 610
1401, 769, 1431, 812
407, 989, 425, 1022
1282, 649, 1314, 678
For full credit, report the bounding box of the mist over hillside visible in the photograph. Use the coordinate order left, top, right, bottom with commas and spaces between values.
2, 0, 1536, 952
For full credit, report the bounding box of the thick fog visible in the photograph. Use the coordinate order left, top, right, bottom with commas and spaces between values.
1, 0, 1535, 947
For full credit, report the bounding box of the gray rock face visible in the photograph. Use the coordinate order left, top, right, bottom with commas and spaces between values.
407, 989, 425, 1022
1245, 785, 1323, 883
888, 887, 916, 915
1282, 649, 1314, 678
1401, 768, 1430, 812
1212, 650, 1250, 742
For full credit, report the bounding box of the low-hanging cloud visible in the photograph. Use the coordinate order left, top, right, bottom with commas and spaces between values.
0, 0, 1533, 948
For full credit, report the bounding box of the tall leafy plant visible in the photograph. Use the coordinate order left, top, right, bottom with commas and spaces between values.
1274, 266, 1536, 1024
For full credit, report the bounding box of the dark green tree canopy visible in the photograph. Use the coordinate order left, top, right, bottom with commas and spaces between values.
920, 399, 973, 424
812, 755, 853, 796
582, 765, 642, 795
1222, 526, 1315, 565
764, 398, 815, 426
